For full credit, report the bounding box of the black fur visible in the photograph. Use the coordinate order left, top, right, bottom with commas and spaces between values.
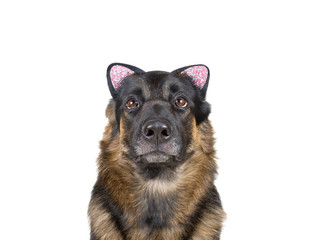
138, 192, 176, 231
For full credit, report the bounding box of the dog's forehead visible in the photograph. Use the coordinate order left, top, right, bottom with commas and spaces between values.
119, 71, 195, 100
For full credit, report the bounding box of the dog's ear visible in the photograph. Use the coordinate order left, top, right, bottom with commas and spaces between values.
107, 63, 145, 99
172, 65, 210, 98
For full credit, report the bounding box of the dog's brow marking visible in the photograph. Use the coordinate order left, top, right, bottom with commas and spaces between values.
141, 78, 151, 99
162, 81, 171, 99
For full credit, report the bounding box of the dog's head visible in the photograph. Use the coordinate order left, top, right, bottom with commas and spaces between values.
106, 63, 211, 178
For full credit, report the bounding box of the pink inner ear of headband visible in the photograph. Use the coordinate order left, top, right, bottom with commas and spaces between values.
110, 65, 134, 89
110, 65, 208, 89
182, 66, 208, 89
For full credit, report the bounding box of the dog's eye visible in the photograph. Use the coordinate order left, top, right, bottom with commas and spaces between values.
126, 98, 139, 110
175, 97, 188, 108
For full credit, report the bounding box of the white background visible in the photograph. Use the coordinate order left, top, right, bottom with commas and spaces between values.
0, 0, 319, 239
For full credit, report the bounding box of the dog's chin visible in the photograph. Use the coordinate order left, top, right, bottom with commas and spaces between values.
134, 151, 181, 164
132, 152, 182, 180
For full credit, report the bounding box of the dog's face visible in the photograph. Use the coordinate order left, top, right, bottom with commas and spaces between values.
107, 63, 211, 179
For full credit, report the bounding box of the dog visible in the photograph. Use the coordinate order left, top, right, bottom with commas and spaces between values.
88, 63, 225, 240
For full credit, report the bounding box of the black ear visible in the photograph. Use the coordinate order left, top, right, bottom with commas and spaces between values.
172, 64, 210, 99
106, 63, 145, 99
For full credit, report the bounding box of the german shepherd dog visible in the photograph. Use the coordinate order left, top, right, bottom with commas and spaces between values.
88, 63, 225, 240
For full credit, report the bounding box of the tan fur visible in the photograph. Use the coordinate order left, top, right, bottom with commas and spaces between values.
191, 207, 226, 240
88, 198, 123, 239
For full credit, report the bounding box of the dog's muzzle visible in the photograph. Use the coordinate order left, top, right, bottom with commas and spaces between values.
134, 119, 181, 163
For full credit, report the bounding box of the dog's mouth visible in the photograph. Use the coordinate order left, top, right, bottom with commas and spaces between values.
134, 151, 181, 164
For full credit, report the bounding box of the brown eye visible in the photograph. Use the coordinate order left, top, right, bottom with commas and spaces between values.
175, 97, 188, 108
126, 98, 139, 110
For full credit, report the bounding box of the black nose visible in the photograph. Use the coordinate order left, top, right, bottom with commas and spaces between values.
143, 120, 171, 142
